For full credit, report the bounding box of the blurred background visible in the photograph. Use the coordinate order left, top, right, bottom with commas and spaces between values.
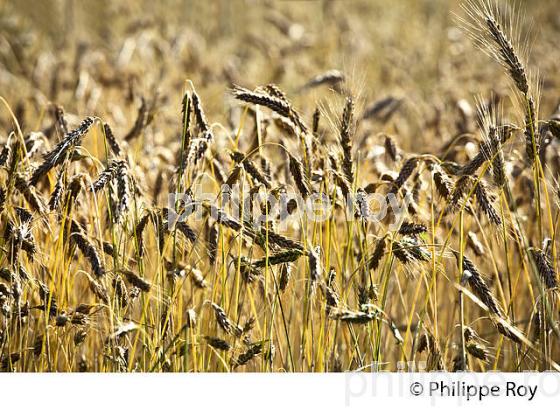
1, 0, 560, 151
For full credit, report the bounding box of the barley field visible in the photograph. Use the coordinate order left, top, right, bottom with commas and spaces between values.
0, 0, 559, 372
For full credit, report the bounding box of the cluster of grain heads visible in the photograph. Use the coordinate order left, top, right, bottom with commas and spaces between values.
416, 331, 445, 371
461, 1, 539, 165
230, 150, 271, 189
232, 85, 308, 134
209, 302, 243, 337
389, 157, 418, 197
455, 252, 522, 344
308, 246, 322, 293
321, 267, 340, 311
0, 0, 559, 372
529, 248, 558, 290
473, 180, 502, 226
69, 219, 105, 278
288, 153, 310, 198
339, 97, 355, 185
456, 252, 502, 315
121, 270, 151, 293
187, 90, 213, 164
300, 69, 345, 92
464, 327, 490, 363
367, 236, 387, 271
103, 123, 122, 157
329, 307, 378, 324
29, 116, 95, 185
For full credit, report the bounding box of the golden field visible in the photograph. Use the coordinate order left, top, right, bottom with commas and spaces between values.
0, 0, 560, 372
